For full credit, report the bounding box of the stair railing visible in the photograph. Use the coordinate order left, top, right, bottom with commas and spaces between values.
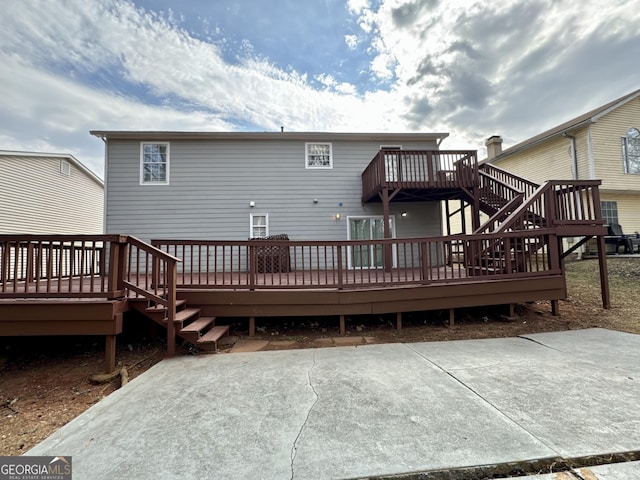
122, 236, 181, 355
480, 163, 539, 198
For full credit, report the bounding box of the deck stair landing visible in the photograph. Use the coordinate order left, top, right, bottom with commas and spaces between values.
128, 298, 229, 352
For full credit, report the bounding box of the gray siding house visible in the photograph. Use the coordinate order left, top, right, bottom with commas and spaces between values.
0, 150, 104, 234
92, 131, 449, 243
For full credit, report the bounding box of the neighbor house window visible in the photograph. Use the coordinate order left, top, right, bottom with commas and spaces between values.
140, 142, 169, 184
250, 213, 269, 238
305, 143, 332, 169
622, 127, 640, 174
601, 201, 618, 226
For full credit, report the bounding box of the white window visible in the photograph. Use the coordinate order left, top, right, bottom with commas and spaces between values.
601, 201, 618, 226
305, 142, 332, 169
140, 142, 169, 184
347, 216, 396, 268
622, 127, 640, 174
250, 213, 269, 238
60, 159, 71, 176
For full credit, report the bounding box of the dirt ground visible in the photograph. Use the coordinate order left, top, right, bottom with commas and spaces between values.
1, 257, 639, 456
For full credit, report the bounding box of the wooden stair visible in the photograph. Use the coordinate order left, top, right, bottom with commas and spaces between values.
128, 297, 229, 352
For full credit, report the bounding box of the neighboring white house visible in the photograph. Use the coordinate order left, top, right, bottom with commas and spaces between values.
0, 150, 104, 234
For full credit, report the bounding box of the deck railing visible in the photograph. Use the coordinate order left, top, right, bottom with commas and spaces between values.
362, 150, 478, 202
152, 230, 561, 290
0, 235, 122, 298
496, 180, 605, 233
0, 235, 181, 301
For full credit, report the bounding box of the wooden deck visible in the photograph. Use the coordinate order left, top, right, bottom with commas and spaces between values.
0, 158, 612, 371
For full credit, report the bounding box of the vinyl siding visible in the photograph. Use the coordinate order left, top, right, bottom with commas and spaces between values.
591, 97, 640, 191
0, 155, 104, 234
105, 138, 442, 242
600, 192, 640, 234
491, 135, 574, 183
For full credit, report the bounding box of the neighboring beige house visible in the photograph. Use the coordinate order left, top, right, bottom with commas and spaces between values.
0, 150, 104, 234
483, 88, 640, 235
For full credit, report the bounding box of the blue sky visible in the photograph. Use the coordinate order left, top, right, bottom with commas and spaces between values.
1, 0, 638, 176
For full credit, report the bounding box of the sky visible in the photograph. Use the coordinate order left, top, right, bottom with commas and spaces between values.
1, 0, 639, 177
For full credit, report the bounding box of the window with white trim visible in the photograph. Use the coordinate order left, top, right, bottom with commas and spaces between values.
601, 201, 618, 226
60, 159, 71, 176
140, 142, 169, 184
250, 213, 269, 238
622, 127, 640, 174
305, 142, 332, 169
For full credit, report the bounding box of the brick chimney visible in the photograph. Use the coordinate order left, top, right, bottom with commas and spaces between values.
485, 135, 503, 159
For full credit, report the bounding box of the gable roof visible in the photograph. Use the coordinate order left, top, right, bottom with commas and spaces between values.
489, 88, 640, 162
0, 150, 104, 187
89, 130, 449, 144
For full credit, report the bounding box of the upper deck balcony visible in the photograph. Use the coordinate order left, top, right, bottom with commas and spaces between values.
362, 150, 479, 203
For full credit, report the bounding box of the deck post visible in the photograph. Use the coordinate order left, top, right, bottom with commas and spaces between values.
339, 315, 346, 335
396, 312, 402, 330
249, 316, 255, 337
105, 335, 116, 373
597, 235, 611, 309
449, 308, 455, 327
551, 299, 560, 316
166, 260, 177, 356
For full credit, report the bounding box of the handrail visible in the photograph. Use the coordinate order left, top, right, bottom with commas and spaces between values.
480, 163, 539, 197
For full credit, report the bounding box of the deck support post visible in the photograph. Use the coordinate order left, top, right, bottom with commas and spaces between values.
105, 335, 116, 373
339, 315, 346, 335
551, 299, 560, 316
508, 303, 515, 318
396, 312, 402, 330
597, 235, 611, 309
449, 308, 455, 327
249, 317, 255, 337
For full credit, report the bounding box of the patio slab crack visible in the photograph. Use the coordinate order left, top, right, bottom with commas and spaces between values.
403, 343, 560, 455
290, 350, 319, 480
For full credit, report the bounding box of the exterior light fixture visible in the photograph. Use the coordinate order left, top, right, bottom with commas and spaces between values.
249, 201, 255, 207
401, 212, 408, 217
335, 213, 341, 220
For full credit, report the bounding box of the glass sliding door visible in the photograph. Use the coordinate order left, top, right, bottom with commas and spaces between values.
348, 216, 395, 268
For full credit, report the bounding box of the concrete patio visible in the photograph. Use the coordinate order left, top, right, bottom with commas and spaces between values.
27, 328, 640, 479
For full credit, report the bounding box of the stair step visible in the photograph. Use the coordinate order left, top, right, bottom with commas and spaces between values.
180, 316, 216, 334
197, 325, 230, 352
179, 316, 215, 344
145, 299, 186, 313
169, 307, 201, 324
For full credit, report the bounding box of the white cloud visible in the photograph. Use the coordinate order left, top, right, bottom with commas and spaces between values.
344, 34, 359, 50
0, 0, 638, 173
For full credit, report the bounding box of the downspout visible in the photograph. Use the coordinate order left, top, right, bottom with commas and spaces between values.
562, 132, 581, 259
563, 133, 579, 180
